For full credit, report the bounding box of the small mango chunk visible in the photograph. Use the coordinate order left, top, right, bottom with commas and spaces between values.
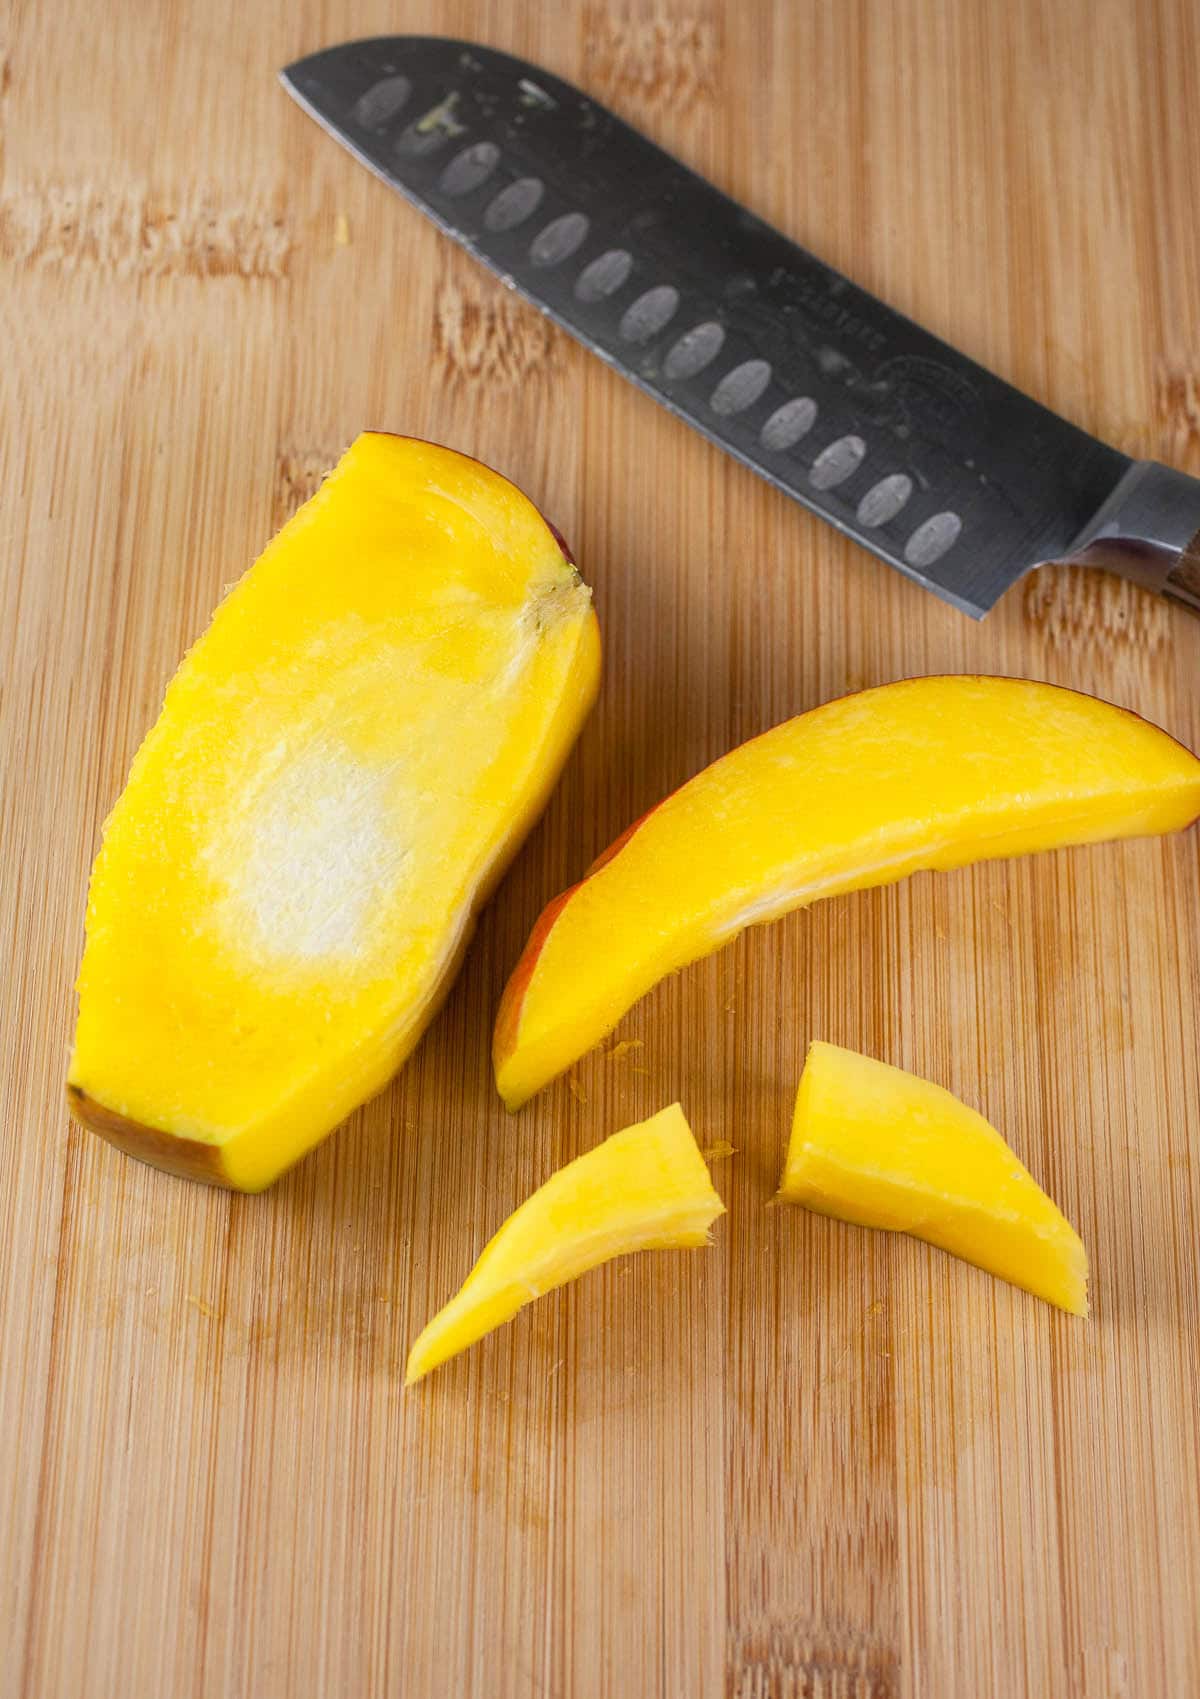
406, 1103, 725, 1383
778, 1042, 1088, 1315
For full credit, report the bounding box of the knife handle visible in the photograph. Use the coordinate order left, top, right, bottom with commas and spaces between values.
1163, 533, 1200, 616
1068, 460, 1200, 615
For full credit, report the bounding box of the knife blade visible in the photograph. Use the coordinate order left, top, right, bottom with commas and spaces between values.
280, 37, 1200, 619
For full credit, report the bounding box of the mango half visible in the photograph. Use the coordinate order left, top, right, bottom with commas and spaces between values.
779, 1042, 1088, 1315
494, 677, 1200, 1108
67, 435, 600, 1189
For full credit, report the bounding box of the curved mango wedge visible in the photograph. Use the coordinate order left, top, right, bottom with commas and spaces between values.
405, 1103, 724, 1383
780, 1042, 1088, 1314
494, 677, 1200, 1108
67, 434, 599, 1190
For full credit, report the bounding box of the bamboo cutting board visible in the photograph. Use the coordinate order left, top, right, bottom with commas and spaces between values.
3, 1, 1200, 1694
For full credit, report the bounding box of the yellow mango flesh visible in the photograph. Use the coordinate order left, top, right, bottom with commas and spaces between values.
405, 1103, 725, 1383
494, 677, 1200, 1108
68, 434, 600, 1190
780, 1042, 1088, 1314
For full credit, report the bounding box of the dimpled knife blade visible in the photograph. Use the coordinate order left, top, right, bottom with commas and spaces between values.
281, 37, 1196, 618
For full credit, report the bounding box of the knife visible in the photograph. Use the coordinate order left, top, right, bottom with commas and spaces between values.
280, 37, 1200, 620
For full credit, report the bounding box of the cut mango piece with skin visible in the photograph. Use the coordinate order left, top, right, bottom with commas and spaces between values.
780, 1042, 1088, 1315
405, 1104, 724, 1383
494, 677, 1200, 1107
67, 434, 600, 1190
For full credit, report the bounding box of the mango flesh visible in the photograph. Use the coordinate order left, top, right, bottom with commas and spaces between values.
779, 1042, 1088, 1314
494, 677, 1200, 1108
68, 434, 600, 1190
405, 1103, 725, 1383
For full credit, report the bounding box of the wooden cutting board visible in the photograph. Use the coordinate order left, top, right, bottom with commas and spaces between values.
3, 1, 1199, 1694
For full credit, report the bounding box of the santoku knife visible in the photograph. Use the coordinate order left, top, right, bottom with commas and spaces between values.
281, 37, 1200, 619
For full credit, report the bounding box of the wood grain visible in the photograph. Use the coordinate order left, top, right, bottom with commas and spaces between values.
3, 1, 1199, 1694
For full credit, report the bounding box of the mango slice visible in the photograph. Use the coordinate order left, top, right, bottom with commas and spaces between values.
779, 1042, 1088, 1314
67, 434, 600, 1190
494, 677, 1200, 1108
405, 1104, 724, 1383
